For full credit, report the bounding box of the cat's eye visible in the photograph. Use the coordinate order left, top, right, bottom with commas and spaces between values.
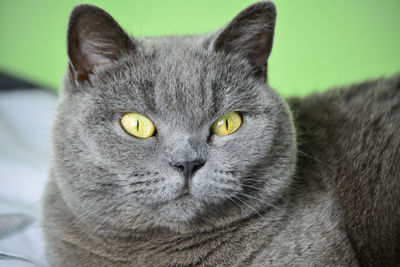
211, 111, 242, 136
120, 112, 155, 139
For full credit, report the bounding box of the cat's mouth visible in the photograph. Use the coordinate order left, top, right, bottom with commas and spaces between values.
173, 191, 191, 201
147, 190, 192, 207
171, 181, 193, 201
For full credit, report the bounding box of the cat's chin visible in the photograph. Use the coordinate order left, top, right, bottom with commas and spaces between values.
143, 193, 246, 234
145, 195, 205, 232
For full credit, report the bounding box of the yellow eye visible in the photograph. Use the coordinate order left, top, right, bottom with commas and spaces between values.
120, 112, 155, 139
211, 111, 242, 136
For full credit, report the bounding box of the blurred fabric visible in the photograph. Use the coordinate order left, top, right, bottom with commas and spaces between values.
0, 84, 57, 266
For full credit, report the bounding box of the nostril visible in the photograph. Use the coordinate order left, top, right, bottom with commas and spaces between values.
174, 163, 185, 172
192, 159, 205, 172
173, 159, 206, 179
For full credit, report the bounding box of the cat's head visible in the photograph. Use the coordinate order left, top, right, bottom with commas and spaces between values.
53, 1, 296, 234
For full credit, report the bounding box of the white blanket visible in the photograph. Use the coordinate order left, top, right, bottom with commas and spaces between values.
0, 89, 58, 266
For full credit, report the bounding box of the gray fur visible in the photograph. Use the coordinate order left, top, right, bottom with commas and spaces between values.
42, 1, 400, 266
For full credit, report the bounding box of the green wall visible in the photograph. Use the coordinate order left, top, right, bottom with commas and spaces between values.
0, 0, 399, 96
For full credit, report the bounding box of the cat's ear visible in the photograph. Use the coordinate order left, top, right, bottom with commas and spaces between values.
67, 4, 135, 83
209, 1, 276, 79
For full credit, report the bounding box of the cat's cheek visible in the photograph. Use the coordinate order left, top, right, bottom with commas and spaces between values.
157, 173, 186, 202
190, 172, 206, 199
190, 171, 223, 203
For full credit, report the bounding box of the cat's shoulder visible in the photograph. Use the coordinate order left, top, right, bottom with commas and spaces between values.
289, 74, 400, 123
287, 74, 400, 150
287, 74, 400, 266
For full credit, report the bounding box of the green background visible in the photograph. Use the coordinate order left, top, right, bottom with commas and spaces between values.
0, 0, 399, 96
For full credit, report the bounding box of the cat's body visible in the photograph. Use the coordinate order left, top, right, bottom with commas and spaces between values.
290, 76, 400, 266
42, 2, 400, 266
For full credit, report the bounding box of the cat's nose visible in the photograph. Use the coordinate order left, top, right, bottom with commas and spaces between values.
174, 159, 205, 180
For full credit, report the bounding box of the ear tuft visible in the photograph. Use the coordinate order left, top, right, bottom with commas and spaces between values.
67, 4, 135, 82
211, 1, 276, 79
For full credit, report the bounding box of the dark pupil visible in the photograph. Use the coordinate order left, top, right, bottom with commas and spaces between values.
225, 118, 229, 130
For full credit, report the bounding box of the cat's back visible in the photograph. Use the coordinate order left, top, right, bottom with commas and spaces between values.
289, 74, 400, 266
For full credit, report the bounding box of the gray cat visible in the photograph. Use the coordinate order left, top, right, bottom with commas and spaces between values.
42, 1, 400, 266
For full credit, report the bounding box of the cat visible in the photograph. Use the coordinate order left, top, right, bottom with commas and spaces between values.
42, 1, 400, 266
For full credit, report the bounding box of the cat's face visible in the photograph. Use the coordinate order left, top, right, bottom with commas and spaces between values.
53, 2, 296, 234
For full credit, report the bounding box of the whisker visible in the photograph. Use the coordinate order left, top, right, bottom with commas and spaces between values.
72, 203, 108, 227
298, 149, 333, 170
231, 195, 264, 219
226, 195, 241, 209
237, 191, 281, 211
241, 178, 269, 183
240, 183, 265, 191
